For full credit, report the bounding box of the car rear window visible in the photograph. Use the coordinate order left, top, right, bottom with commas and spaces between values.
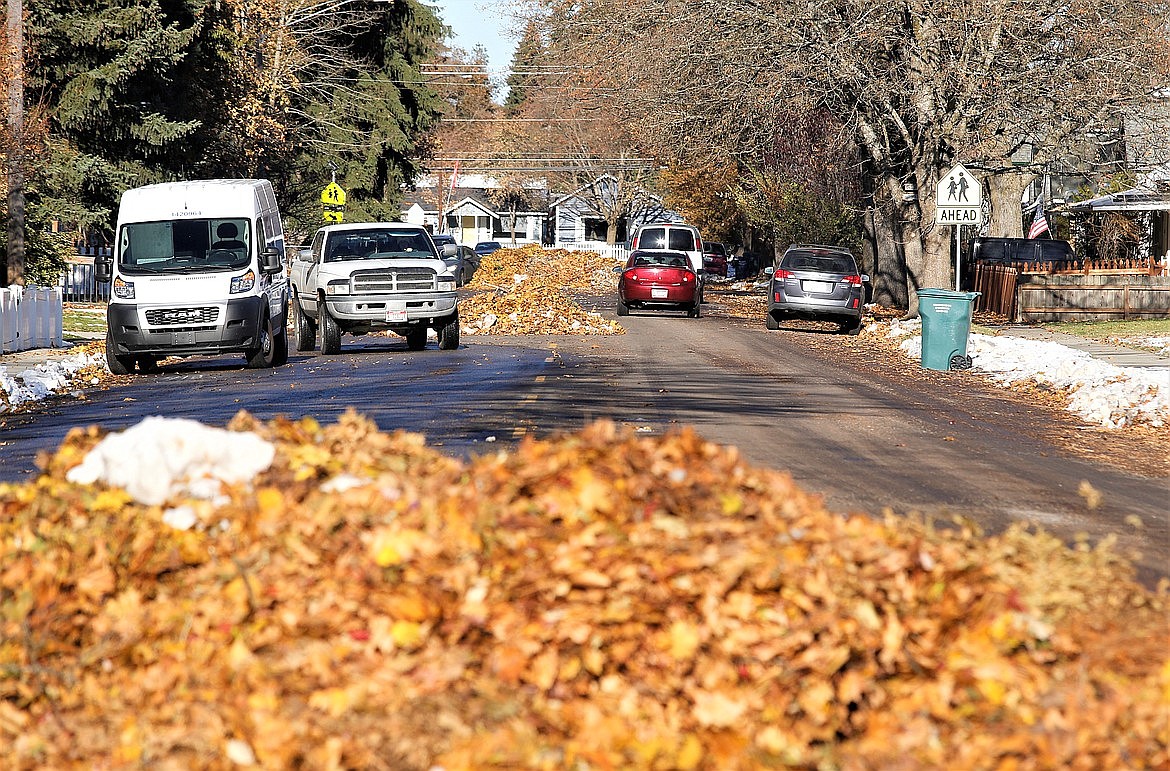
781, 250, 856, 274
630, 250, 690, 268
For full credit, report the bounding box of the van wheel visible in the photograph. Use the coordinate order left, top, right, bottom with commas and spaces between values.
247, 313, 279, 369
437, 314, 460, 350
840, 319, 863, 336
106, 333, 135, 375
405, 326, 428, 351
293, 292, 316, 351
320, 304, 342, 355
271, 317, 289, 366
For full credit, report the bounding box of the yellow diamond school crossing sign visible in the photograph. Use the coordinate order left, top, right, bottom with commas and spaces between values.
934, 163, 983, 226
321, 182, 346, 222
321, 183, 346, 206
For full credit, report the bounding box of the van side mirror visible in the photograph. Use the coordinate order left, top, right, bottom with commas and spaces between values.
861, 274, 871, 284
441, 244, 457, 257
764, 266, 775, 276
260, 247, 283, 275
94, 254, 112, 284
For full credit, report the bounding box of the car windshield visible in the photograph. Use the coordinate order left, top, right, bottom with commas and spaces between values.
630, 251, 690, 268
324, 228, 436, 262
476, 242, 501, 251
118, 218, 252, 274
782, 250, 856, 274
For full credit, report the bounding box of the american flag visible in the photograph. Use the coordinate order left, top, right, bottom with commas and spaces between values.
1028, 199, 1050, 239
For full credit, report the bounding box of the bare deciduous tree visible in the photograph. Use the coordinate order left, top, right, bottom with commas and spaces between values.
533, 0, 1169, 311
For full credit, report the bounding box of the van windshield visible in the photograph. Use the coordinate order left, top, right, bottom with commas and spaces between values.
118, 218, 252, 273
324, 228, 437, 262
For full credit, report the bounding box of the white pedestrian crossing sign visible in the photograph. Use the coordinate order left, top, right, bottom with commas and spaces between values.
935, 163, 982, 225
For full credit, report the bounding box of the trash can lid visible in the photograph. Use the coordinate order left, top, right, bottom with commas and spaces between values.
917, 288, 980, 300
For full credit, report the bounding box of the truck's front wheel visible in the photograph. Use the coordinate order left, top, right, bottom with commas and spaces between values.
437, 314, 460, 350
405, 325, 428, 351
293, 291, 316, 351
320, 304, 342, 355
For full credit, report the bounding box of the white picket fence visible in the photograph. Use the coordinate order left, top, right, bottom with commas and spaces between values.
0, 286, 66, 353
554, 242, 630, 264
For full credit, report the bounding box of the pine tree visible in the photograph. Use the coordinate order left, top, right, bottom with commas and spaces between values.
504, 20, 544, 115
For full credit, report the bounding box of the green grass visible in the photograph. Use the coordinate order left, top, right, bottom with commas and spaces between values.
63, 307, 107, 334
1042, 318, 1170, 341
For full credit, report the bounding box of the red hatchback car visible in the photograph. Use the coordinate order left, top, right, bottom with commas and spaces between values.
615, 250, 701, 318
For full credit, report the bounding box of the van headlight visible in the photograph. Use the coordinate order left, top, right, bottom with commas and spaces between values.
230, 269, 256, 294
437, 277, 456, 292
113, 276, 135, 300
325, 279, 351, 295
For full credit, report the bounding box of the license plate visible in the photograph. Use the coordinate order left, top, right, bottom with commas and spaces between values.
651, 288, 668, 299
803, 280, 834, 294
385, 309, 408, 322
171, 331, 195, 345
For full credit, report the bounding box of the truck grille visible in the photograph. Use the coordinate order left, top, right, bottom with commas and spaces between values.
145, 306, 219, 326
352, 268, 436, 293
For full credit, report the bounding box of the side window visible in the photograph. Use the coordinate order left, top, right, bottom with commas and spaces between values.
255, 219, 267, 256
311, 231, 325, 262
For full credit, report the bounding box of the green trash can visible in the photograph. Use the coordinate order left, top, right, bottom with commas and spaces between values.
916, 288, 981, 371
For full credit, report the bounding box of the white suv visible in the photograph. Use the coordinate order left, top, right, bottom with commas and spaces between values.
630, 222, 706, 300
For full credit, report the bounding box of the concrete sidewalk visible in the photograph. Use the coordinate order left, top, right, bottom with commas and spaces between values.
988, 326, 1170, 370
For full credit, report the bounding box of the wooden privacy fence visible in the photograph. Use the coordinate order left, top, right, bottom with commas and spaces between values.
974, 263, 1018, 318
974, 259, 1170, 322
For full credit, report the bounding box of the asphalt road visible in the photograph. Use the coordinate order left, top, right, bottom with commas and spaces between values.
1, 297, 1167, 585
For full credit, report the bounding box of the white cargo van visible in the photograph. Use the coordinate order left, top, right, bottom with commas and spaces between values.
95, 179, 289, 373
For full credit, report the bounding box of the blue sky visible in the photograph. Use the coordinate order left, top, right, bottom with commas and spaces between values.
432, 0, 518, 74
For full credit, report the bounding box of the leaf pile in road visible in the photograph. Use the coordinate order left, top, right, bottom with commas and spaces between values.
462, 245, 624, 335
2, 412, 1166, 769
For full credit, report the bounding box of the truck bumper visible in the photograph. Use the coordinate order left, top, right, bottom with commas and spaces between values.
324, 292, 457, 324
107, 297, 265, 357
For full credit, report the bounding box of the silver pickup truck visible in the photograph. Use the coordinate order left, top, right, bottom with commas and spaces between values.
289, 222, 460, 354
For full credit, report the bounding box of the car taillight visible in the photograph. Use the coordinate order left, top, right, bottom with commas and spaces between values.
773, 269, 793, 280
624, 270, 639, 282
842, 274, 863, 285
682, 273, 692, 282
695, 236, 703, 252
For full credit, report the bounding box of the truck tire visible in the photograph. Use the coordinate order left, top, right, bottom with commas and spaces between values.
293, 291, 316, 351
405, 325, 428, 351
437, 314, 460, 350
320, 304, 342, 355
106, 333, 135, 375
247, 312, 280, 369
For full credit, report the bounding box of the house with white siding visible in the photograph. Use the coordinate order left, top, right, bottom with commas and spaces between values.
400, 174, 549, 246
548, 175, 682, 248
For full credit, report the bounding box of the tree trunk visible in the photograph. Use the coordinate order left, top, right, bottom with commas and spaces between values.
986, 171, 1034, 237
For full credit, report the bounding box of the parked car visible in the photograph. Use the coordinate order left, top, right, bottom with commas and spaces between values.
474, 241, 503, 257
765, 244, 867, 335
629, 222, 706, 301
702, 242, 730, 277
614, 249, 701, 318
455, 244, 479, 286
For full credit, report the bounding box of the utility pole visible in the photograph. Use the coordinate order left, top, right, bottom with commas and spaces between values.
5, 0, 25, 287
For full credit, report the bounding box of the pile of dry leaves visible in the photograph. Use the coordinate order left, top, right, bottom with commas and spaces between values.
461, 246, 624, 335
2, 412, 1166, 769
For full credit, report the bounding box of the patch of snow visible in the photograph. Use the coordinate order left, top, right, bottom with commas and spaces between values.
0, 349, 104, 410
65, 416, 276, 505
